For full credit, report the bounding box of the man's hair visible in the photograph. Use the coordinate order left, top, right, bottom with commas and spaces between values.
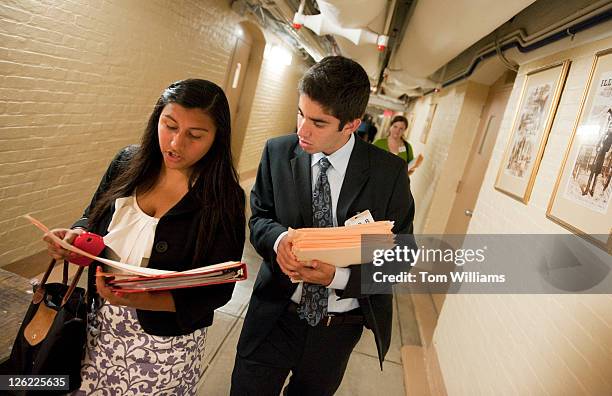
298, 56, 370, 130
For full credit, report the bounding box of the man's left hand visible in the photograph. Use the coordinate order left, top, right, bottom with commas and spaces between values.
293, 260, 335, 286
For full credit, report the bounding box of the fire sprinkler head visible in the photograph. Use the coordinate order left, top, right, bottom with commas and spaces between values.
376, 35, 389, 52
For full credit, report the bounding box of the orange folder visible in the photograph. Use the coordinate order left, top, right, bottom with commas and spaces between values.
289, 221, 395, 267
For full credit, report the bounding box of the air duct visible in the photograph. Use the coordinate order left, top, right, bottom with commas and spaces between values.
292, 0, 390, 49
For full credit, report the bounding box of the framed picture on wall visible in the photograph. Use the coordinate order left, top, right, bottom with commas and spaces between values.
420, 103, 437, 144
547, 49, 612, 253
405, 113, 415, 141
495, 60, 571, 203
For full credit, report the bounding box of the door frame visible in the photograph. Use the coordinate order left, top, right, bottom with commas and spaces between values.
227, 21, 266, 167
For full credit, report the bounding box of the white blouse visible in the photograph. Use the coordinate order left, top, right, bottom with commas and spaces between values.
103, 196, 159, 268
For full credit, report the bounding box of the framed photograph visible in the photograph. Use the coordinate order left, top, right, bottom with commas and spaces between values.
547, 49, 612, 253
495, 60, 571, 203
420, 103, 437, 144
405, 112, 415, 141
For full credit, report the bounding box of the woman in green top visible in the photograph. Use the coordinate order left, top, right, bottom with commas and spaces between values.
374, 115, 414, 163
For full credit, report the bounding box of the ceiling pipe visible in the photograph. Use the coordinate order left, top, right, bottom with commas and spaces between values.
386, 0, 536, 93
292, 0, 389, 48
368, 94, 407, 112
258, 0, 330, 61
294, 13, 381, 46
438, 8, 612, 91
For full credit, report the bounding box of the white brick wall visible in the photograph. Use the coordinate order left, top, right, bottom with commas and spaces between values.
433, 37, 612, 395
237, 53, 305, 173
407, 81, 486, 234
0, 0, 307, 265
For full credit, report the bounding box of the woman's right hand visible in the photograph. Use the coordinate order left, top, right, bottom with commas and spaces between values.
43, 228, 84, 261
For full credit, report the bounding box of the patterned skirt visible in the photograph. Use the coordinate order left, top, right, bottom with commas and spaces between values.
72, 303, 207, 396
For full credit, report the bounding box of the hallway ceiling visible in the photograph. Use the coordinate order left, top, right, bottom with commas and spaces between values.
234, 0, 612, 108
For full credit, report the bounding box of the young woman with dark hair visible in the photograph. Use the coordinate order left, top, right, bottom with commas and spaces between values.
374, 115, 413, 162
374, 115, 422, 175
43, 79, 245, 395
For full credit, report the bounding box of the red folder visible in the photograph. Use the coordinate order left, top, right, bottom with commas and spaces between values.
23, 215, 248, 293
103, 261, 247, 293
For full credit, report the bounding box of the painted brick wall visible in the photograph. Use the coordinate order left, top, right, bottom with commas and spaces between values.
237, 52, 305, 174
434, 37, 612, 394
407, 82, 474, 233
406, 93, 437, 232
0, 0, 306, 265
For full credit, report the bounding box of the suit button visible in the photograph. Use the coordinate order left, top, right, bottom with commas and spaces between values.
155, 241, 168, 253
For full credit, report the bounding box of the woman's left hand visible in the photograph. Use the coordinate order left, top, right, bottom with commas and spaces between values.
95, 267, 176, 311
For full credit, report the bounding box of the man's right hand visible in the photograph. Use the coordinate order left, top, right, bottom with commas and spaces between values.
276, 235, 302, 280
43, 228, 84, 261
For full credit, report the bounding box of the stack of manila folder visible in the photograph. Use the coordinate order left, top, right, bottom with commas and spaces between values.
288, 221, 395, 267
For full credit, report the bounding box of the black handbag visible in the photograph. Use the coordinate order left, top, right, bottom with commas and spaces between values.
1, 259, 87, 395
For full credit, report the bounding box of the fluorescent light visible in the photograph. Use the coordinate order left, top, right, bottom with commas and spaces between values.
264, 44, 293, 66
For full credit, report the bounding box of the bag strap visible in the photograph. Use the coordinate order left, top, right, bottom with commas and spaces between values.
38, 258, 57, 290
33, 258, 85, 307
62, 266, 84, 306
62, 260, 68, 284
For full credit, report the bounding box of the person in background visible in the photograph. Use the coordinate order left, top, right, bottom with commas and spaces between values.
356, 113, 372, 142
374, 115, 422, 175
368, 122, 378, 143
356, 113, 378, 143
43, 79, 245, 395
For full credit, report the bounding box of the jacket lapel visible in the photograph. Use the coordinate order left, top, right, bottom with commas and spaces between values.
290, 145, 313, 227
337, 137, 370, 225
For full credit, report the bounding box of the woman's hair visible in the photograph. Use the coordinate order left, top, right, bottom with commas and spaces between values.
89, 79, 245, 263
390, 115, 408, 129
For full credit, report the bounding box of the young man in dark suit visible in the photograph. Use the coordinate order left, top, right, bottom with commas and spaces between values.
231, 56, 415, 396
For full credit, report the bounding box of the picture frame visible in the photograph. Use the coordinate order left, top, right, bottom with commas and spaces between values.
495, 60, 571, 203
405, 112, 415, 141
420, 103, 437, 144
547, 49, 612, 253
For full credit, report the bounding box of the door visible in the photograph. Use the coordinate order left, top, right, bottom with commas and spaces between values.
444, 84, 513, 235
224, 34, 252, 161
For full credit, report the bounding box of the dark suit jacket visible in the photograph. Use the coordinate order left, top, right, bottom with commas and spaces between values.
238, 134, 414, 368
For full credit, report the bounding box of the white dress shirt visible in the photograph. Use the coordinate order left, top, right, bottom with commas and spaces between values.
274, 134, 359, 313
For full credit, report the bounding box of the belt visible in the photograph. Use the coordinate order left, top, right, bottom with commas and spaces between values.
287, 302, 364, 327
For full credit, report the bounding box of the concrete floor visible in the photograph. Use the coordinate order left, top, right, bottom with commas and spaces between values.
196, 238, 407, 396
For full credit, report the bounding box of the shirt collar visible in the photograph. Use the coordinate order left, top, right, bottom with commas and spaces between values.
311, 133, 355, 177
